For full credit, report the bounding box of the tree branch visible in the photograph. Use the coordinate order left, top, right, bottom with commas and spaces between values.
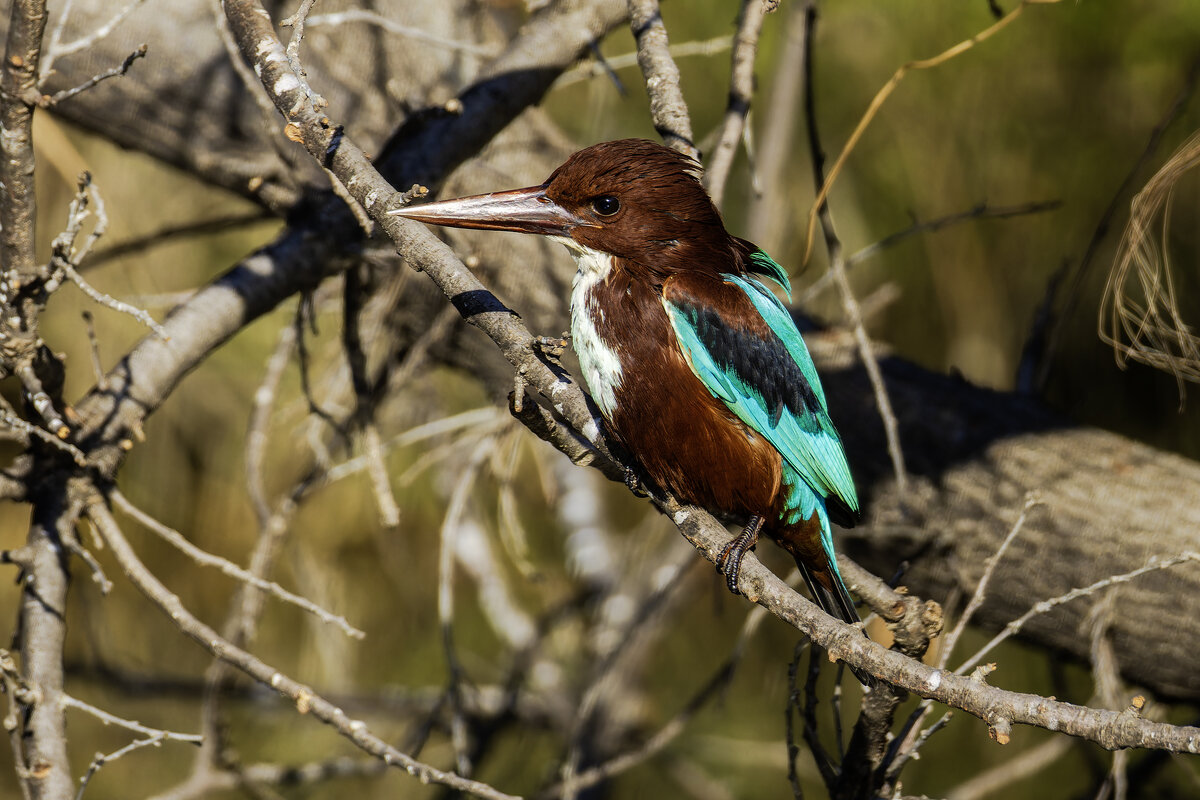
217, 0, 1200, 755
627, 0, 699, 160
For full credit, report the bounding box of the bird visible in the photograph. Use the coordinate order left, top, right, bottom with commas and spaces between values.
390, 138, 864, 638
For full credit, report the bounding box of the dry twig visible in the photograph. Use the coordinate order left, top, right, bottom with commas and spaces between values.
627, 0, 699, 160
704, 0, 768, 208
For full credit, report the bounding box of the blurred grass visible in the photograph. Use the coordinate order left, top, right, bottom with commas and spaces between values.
3, 1, 1200, 798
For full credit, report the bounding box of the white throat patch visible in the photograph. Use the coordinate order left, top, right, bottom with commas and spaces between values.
556, 238, 624, 420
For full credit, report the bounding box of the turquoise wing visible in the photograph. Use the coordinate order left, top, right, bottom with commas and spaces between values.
662, 267, 858, 522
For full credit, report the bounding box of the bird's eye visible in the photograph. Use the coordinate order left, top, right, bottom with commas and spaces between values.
590, 195, 620, 217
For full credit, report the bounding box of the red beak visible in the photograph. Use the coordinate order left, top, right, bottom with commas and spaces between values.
389, 185, 595, 237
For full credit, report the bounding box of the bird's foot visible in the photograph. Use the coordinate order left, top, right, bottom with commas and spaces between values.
623, 466, 649, 497
716, 515, 765, 595
533, 332, 570, 361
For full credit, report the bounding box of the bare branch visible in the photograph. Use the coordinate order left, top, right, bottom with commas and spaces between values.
555, 35, 732, 89
40, 0, 148, 79
305, 9, 499, 57
39, 44, 146, 107
61, 694, 202, 744
110, 489, 366, 639
955, 551, 1200, 676
627, 0, 699, 159
279, 0, 327, 112
88, 499, 521, 800
801, 1, 908, 494
48, 174, 168, 338
938, 493, 1041, 669
0, 394, 85, 465
703, 0, 768, 208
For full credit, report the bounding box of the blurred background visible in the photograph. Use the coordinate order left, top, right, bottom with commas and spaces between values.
2, 0, 1200, 797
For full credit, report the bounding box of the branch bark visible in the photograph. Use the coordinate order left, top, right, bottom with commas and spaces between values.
13, 486, 77, 800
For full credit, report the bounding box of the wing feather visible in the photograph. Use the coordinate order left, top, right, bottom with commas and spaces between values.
663, 269, 858, 517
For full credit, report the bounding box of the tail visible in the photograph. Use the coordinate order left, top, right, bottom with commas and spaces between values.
796, 561, 878, 688
796, 560, 859, 626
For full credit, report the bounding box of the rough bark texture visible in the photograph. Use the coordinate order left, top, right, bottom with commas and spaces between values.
808, 331, 1200, 701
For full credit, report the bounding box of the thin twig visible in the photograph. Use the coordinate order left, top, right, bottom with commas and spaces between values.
704, 0, 768, 209
89, 500, 521, 800
279, 0, 327, 112
848, 200, 1063, 267
61, 262, 167, 338
61, 694, 202, 744
801, 1, 907, 493
110, 489, 366, 639
955, 551, 1200, 675
802, 0, 1064, 264
49, 175, 168, 338
80, 311, 107, 389
304, 9, 498, 57
0, 395, 85, 464
40, 0, 148, 79
40, 44, 147, 107
84, 211, 272, 270
938, 493, 1040, 668
555, 36, 732, 89
784, 640, 809, 800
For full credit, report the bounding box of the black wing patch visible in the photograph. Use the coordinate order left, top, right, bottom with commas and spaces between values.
678, 304, 822, 427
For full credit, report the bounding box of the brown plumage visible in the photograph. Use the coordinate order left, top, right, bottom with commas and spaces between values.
391, 139, 865, 655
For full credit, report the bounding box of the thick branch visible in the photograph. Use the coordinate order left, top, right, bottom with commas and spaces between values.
0, 0, 46, 278
663, 497, 1200, 752
14, 486, 77, 800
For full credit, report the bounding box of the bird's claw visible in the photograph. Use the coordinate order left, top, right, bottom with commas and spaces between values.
533, 332, 570, 361
623, 466, 649, 497
716, 516, 763, 596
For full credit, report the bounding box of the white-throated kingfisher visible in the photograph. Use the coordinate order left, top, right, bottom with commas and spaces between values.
391, 139, 863, 633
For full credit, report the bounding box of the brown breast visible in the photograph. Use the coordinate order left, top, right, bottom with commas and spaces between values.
587, 271, 784, 521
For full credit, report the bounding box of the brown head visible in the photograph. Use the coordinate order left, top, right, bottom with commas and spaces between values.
390, 139, 747, 282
